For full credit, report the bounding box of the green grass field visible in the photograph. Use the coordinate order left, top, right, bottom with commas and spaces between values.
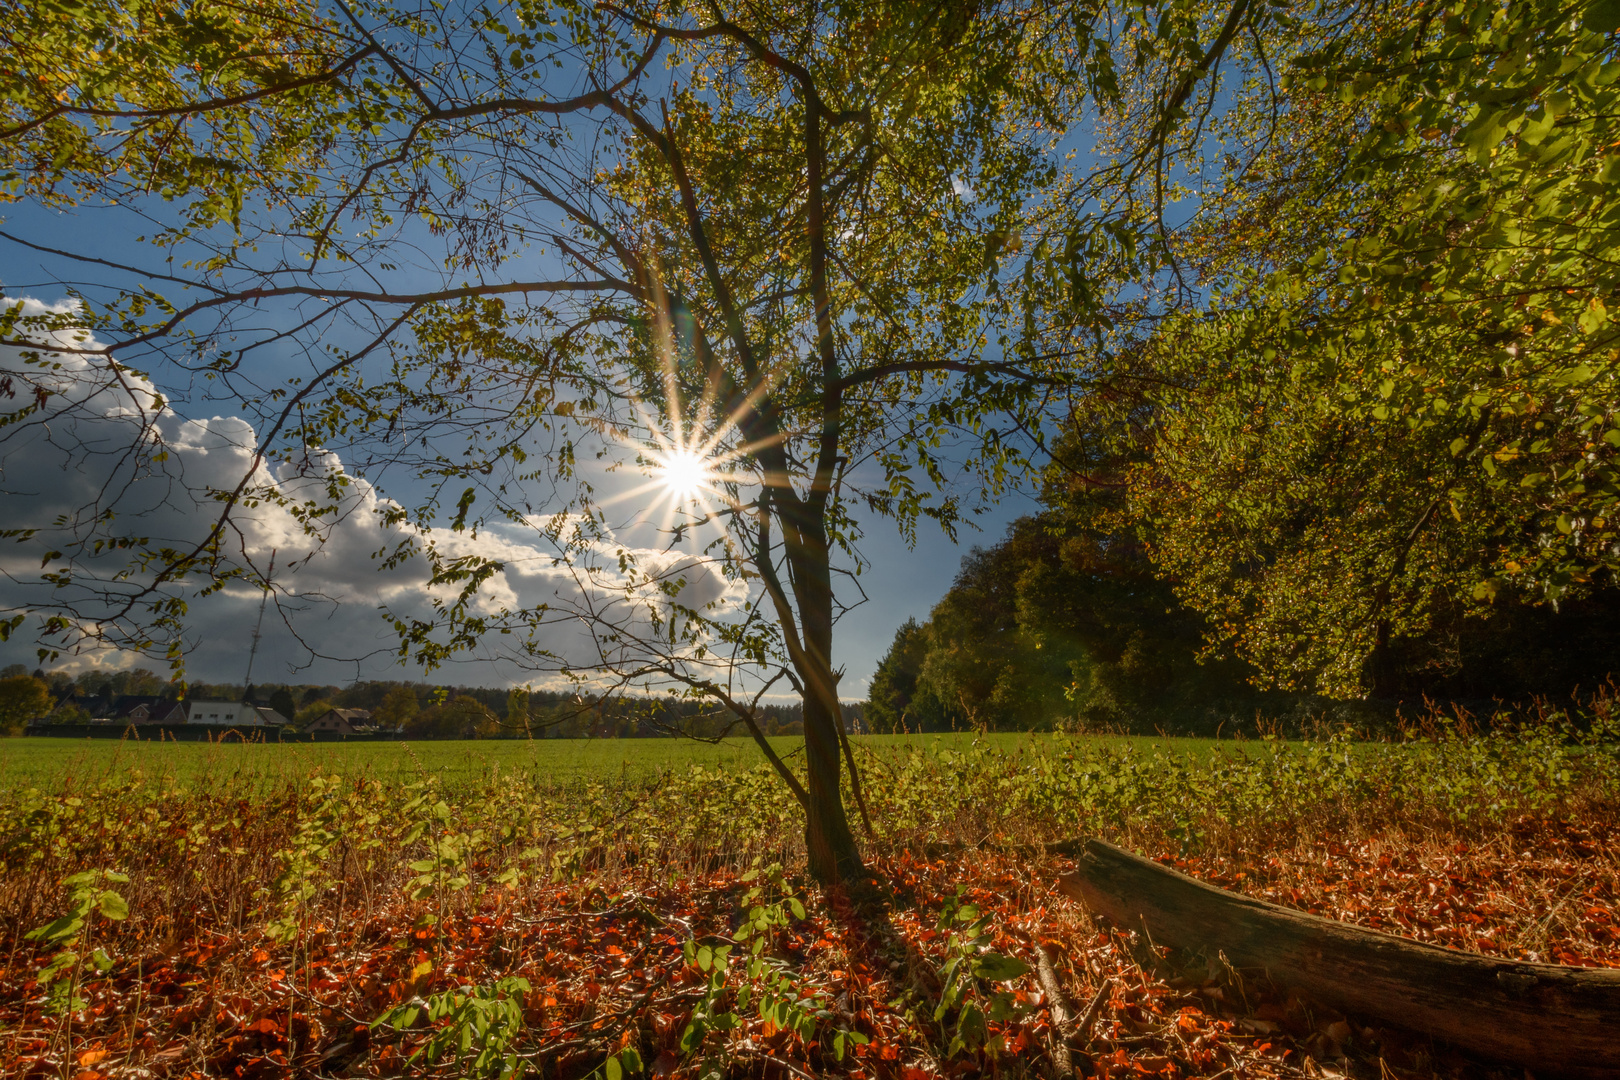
0, 731, 1241, 792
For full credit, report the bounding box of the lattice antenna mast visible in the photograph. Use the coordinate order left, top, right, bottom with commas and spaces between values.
243, 548, 277, 690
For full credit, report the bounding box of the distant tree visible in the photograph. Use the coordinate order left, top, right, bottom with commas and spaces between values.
1, 664, 28, 679
0, 676, 53, 734
767, 716, 805, 737
333, 682, 391, 710
47, 702, 92, 726
874, 510, 1287, 734
267, 688, 298, 723
866, 620, 948, 734
74, 667, 165, 698
294, 699, 334, 728
406, 695, 495, 739
505, 688, 531, 737
181, 679, 230, 700
373, 685, 420, 733
914, 521, 1081, 731
1011, 522, 1262, 730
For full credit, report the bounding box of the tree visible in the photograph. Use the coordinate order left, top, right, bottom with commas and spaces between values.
1, 0, 371, 221
0, 675, 52, 734
374, 685, 419, 733
871, 510, 1274, 733
0, 0, 1124, 882
294, 699, 335, 728
406, 695, 496, 739
865, 619, 946, 733
268, 688, 299, 723
1044, 0, 1620, 697
1288, 0, 1620, 602
913, 520, 1073, 730
505, 687, 532, 737
48, 701, 92, 726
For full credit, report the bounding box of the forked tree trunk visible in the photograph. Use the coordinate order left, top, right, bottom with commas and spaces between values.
787, 525, 864, 884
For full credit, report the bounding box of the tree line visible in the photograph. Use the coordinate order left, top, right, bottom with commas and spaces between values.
867, 511, 1620, 736
5, 666, 858, 739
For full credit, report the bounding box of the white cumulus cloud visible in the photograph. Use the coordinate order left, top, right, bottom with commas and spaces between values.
0, 297, 746, 685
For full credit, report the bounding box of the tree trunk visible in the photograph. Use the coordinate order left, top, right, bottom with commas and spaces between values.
1364, 616, 1395, 698
802, 665, 862, 884
1059, 838, 1620, 1078
786, 524, 864, 885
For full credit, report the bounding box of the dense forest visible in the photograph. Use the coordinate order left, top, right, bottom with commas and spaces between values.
868, 509, 1620, 735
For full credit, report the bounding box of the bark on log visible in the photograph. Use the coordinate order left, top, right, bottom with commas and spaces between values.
1057, 838, 1620, 1079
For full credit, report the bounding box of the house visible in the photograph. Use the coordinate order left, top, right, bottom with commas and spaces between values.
305, 708, 371, 735
104, 696, 186, 724
183, 700, 267, 726
253, 706, 289, 727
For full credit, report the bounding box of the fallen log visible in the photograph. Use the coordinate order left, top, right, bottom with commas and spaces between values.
1057, 838, 1620, 1078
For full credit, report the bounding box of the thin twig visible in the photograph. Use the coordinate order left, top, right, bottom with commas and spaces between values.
1075, 976, 1113, 1046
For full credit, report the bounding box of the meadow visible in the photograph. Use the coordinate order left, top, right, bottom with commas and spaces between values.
0, 731, 1239, 791
1, 712, 1617, 1080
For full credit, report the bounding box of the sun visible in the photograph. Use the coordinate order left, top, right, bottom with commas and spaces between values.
657, 448, 712, 500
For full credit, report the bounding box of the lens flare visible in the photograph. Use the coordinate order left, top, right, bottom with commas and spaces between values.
658, 448, 711, 500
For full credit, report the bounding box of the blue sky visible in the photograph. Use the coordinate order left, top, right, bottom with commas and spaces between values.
0, 198, 1041, 698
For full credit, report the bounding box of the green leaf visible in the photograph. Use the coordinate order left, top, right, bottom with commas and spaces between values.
25, 914, 84, 945
39, 949, 79, 982
1578, 299, 1608, 335
96, 891, 129, 920
1584, 0, 1620, 33
972, 953, 1032, 981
